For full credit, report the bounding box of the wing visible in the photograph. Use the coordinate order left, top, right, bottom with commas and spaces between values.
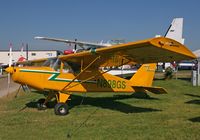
59, 37, 196, 70
34, 36, 108, 49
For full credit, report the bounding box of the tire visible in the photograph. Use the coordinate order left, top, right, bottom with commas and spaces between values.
54, 103, 69, 116
37, 98, 47, 110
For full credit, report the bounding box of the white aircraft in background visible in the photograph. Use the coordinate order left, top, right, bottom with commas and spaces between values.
34, 36, 125, 52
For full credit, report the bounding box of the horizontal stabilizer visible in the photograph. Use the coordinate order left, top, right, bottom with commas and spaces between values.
133, 86, 167, 94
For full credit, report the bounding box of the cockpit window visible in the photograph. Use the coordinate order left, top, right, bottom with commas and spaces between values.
62, 61, 73, 73
66, 61, 81, 74
42, 58, 80, 74
42, 58, 57, 68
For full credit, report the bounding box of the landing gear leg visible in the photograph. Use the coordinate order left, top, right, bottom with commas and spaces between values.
54, 92, 71, 115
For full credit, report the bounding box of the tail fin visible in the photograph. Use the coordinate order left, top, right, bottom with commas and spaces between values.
130, 63, 156, 87
130, 63, 167, 94
165, 18, 185, 44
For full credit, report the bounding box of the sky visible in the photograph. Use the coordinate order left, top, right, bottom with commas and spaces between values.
0, 0, 199, 51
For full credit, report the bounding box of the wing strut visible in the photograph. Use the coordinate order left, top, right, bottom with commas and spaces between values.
61, 56, 101, 91
61, 59, 132, 92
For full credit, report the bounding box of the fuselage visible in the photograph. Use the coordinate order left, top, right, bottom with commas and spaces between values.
9, 66, 135, 93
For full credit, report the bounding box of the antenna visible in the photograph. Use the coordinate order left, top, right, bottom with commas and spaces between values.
74, 39, 77, 51
26, 43, 28, 60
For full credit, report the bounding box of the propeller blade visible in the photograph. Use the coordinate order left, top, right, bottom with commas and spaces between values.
9, 44, 12, 67
7, 43, 13, 94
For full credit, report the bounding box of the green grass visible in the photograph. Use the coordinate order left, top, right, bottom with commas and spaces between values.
1, 79, 200, 140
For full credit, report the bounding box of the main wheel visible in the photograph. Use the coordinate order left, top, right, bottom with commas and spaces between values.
54, 103, 69, 116
37, 98, 47, 110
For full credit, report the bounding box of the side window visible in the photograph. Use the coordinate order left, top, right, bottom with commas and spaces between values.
62, 62, 73, 73
66, 61, 81, 74
43, 58, 57, 68
31, 53, 36, 56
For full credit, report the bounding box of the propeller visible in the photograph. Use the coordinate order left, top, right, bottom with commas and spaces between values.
7, 43, 13, 95
5, 43, 31, 97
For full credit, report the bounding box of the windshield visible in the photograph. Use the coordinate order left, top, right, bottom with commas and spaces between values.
42, 58, 81, 74
42, 58, 57, 68
53, 59, 61, 71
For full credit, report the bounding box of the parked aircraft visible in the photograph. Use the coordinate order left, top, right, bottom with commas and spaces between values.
34, 37, 125, 52
5, 36, 196, 115
178, 60, 195, 70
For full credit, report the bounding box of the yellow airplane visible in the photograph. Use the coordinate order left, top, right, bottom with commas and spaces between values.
6, 37, 196, 115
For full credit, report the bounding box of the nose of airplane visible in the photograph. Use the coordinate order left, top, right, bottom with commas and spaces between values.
5, 67, 14, 74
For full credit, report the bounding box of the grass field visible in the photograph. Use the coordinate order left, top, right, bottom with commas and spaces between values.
0, 79, 200, 140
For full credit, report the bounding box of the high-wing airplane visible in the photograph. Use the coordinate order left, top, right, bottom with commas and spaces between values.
5, 36, 196, 115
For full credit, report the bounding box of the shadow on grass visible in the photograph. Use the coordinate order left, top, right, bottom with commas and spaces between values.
177, 78, 191, 82
25, 100, 56, 108
69, 94, 161, 114
18, 100, 56, 112
185, 93, 200, 98
185, 93, 200, 105
154, 78, 191, 81
22, 92, 161, 114
189, 116, 200, 123
130, 92, 159, 100
185, 100, 200, 105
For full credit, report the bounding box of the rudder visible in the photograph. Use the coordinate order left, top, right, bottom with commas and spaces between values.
130, 63, 156, 87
